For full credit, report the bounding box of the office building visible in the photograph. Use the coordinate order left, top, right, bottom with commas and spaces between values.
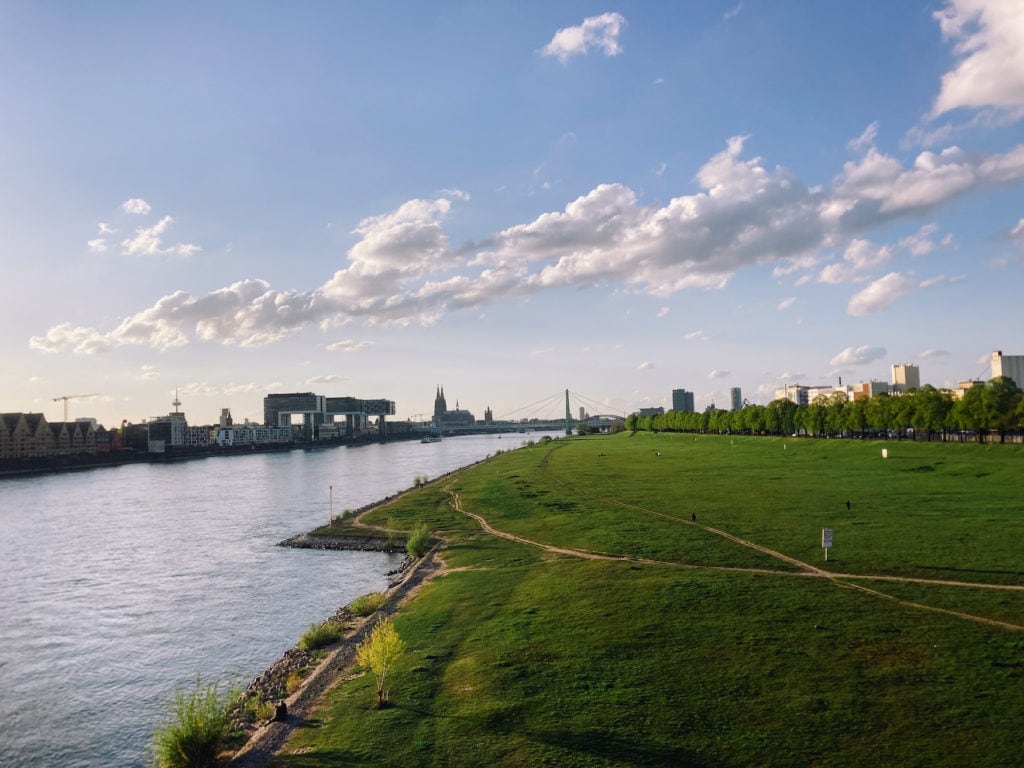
672, 389, 695, 413
730, 387, 742, 411
991, 351, 1024, 388
891, 364, 920, 393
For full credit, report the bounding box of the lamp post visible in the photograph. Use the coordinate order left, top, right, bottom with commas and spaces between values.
329, 484, 334, 527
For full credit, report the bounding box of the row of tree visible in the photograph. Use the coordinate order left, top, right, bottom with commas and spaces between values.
624, 378, 1024, 443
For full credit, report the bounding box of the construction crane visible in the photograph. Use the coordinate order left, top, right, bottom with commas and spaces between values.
52, 394, 99, 423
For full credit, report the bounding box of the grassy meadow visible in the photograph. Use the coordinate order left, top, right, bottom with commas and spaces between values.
275, 432, 1024, 767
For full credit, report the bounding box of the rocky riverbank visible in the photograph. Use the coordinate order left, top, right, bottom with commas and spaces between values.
278, 531, 407, 554
226, 546, 442, 767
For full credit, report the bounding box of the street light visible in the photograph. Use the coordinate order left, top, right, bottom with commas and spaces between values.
329, 484, 334, 527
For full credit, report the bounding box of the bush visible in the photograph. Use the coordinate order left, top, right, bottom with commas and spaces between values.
406, 522, 431, 558
298, 620, 343, 651
243, 696, 275, 723
350, 591, 387, 616
151, 677, 236, 768
285, 670, 305, 694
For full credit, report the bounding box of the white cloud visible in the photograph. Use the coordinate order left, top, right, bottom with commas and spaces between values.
656, 307, 670, 318
654, 161, 667, 176
35, 137, 1024, 354
920, 348, 950, 358
121, 215, 201, 258
638, 361, 654, 370
931, 0, 1024, 118
439, 188, 470, 202
138, 365, 160, 381
541, 12, 626, 63
98, 222, 114, 234
87, 238, 108, 253
121, 198, 151, 215
1012, 218, 1024, 244
684, 330, 709, 341
846, 272, 918, 316
899, 223, 952, 256
829, 345, 887, 366
326, 340, 374, 352
848, 122, 878, 152
777, 296, 796, 310
724, 3, 742, 21
708, 369, 731, 380
819, 239, 894, 284
306, 374, 348, 385
904, 106, 1024, 149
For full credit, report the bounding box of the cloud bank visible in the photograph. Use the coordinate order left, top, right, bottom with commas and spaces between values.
31, 133, 1024, 354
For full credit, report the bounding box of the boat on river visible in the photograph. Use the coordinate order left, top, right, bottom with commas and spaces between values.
420, 435, 443, 443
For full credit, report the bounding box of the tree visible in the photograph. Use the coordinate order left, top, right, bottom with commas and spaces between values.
953, 384, 986, 442
624, 413, 638, 432
982, 376, 1023, 443
356, 617, 406, 708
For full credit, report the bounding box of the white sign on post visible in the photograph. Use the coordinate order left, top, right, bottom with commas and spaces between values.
822, 527, 833, 561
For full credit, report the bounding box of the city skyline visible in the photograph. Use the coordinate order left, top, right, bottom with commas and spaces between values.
3, 2, 1023, 426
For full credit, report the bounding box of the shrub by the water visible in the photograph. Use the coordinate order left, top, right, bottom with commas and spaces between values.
350, 591, 387, 616
298, 620, 342, 651
151, 677, 236, 768
406, 522, 431, 558
243, 696, 275, 723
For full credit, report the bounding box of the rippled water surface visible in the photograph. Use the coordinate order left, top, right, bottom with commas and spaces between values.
0, 434, 539, 767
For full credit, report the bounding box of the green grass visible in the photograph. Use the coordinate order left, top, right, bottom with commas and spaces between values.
272, 433, 1024, 767
298, 620, 343, 651
350, 592, 387, 617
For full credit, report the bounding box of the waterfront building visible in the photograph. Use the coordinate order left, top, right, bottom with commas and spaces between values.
637, 407, 665, 417
0, 413, 104, 459
891, 363, 921, 393
991, 351, 1024, 388
671, 389, 695, 413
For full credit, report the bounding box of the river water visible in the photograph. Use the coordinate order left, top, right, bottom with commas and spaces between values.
0, 433, 547, 767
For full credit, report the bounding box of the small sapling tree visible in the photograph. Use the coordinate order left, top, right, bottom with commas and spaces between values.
356, 617, 405, 708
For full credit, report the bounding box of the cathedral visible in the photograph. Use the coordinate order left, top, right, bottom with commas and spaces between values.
432, 386, 477, 426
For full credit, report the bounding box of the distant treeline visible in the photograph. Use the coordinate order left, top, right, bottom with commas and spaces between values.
626, 378, 1024, 443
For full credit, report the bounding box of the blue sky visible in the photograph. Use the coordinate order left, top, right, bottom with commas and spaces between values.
3, 1, 1023, 426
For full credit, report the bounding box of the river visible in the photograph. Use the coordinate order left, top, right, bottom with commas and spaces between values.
0, 433, 551, 767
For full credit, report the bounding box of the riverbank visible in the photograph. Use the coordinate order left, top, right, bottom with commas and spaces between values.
226, 545, 442, 767
248, 433, 1024, 768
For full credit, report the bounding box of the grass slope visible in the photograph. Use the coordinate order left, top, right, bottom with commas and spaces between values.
275, 433, 1024, 767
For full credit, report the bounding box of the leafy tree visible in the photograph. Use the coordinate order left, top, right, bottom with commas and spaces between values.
953, 385, 986, 442
865, 393, 894, 436
982, 376, 1023, 443
356, 617, 406, 708
843, 397, 868, 438
825, 392, 848, 437
624, 413, 638, 432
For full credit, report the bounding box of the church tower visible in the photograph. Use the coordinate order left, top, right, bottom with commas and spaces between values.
433, 386, 447, 424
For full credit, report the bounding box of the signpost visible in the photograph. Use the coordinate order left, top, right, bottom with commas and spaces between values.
822, 527, 833, 561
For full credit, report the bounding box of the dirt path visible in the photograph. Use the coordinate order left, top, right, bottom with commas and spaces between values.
446, 487, 1024, 632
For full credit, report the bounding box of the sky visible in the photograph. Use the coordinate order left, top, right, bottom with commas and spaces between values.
2, 0, 1023, 427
